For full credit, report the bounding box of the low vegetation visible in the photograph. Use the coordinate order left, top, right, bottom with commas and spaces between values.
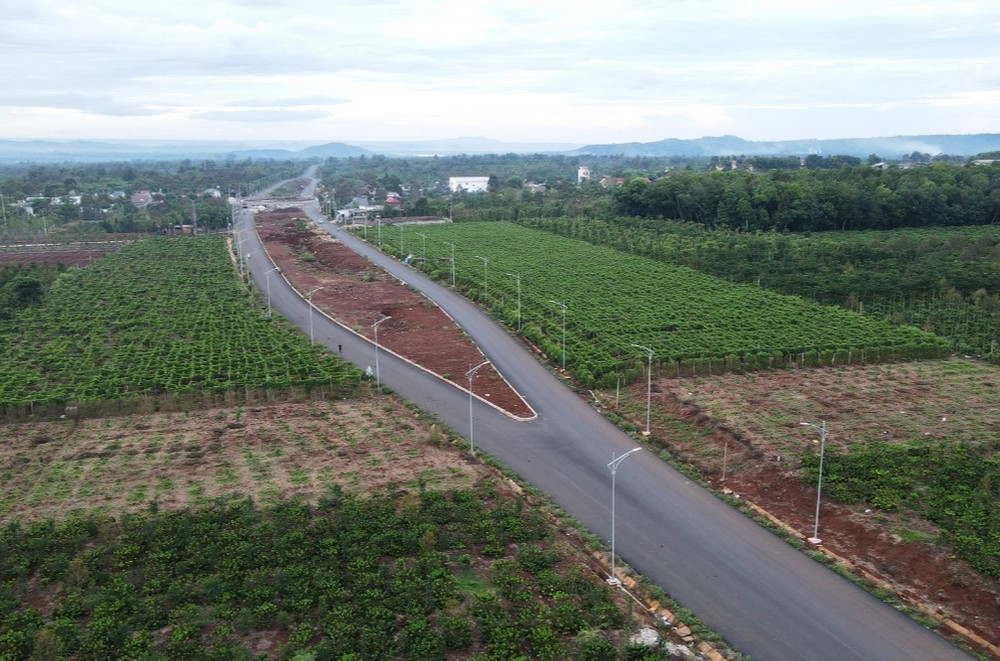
0, 399, 689, 661
518, 217, 1000, 358
0, 236, 363, 416
0, 487, 675, 660
370, 222, 948, 387
638, 358, 1000, 582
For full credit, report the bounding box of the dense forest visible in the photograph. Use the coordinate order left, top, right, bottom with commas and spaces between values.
611, 164, 1000, 232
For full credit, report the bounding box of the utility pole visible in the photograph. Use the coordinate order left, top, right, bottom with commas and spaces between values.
443, 242, 456, 287
800, 421, 828, 545
373, 315, 392, 388
630, 344, 655, 436
507, 273, 522, 331
476, 255, 489, 298
607, 447, 641, 585
466, 360, 491, 455
550, 300, 567, 370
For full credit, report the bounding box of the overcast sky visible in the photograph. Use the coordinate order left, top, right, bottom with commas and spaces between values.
2, 0, 998, 145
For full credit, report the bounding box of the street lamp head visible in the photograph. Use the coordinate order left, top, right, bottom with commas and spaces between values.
466, 359, 491, 379
607, 446, 642, 470
800, 421, 826, 434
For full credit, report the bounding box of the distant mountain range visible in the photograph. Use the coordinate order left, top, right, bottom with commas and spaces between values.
0, 139, 372, 164
1, 133, 999, 163
570, 134, 1000, 159
346, 137, 584, 156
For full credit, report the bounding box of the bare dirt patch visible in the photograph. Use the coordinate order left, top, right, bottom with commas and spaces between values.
0, 397, 482, 524
253, 207, 533, 419
609, 359, 1000, 650
0, 250, 106, 267
0, 237, 139, 266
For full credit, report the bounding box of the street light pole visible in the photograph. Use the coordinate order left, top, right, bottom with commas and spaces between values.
238, 238, 251, 276
506, 273, 522, 331
307, 286, 324, 344
475, 255, 489, 298
415, 232, 427, 262
550, 300, 567, 370
373, 315, 392, 388
443, 242, 456, 287
800, 420, 828, 545
243, 251, 258, 283
265, 267, 279, 318
465, 360, 491, 456
631, 343, 655, 436
607, 447, 641, 585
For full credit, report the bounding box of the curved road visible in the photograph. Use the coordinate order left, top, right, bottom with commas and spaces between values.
236, 174, 971, 661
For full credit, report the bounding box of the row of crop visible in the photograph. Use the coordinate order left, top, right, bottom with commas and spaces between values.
0, 487, 665, 660
801, 440, 1000, 579
519, 215, 1000, 358
0, 236, 363, 408
857, 293, 1000, 359
366, 222, 950, 386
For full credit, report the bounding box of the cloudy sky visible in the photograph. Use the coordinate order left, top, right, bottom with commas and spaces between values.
2, 0, 998, 145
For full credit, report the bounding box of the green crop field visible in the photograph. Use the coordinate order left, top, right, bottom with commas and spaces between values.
0, 236, 363, 414
370, 222, 949, 386
519, 216, 1000, 359
0, 486, 671, 660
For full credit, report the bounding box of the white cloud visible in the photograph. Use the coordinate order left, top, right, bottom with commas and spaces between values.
190, 109, 331, 122
0, 0, 997, 141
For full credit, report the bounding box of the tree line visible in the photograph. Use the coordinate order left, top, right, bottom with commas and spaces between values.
611, 163, 1000, 232
0, 159, 301, 236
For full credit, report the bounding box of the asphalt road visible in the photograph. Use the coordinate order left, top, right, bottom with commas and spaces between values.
236, 178, 972, 661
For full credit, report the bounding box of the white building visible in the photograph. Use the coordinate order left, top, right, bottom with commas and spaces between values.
448, 176, 490, 193
577, 166, 591, 184
336, 206, 382, 223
